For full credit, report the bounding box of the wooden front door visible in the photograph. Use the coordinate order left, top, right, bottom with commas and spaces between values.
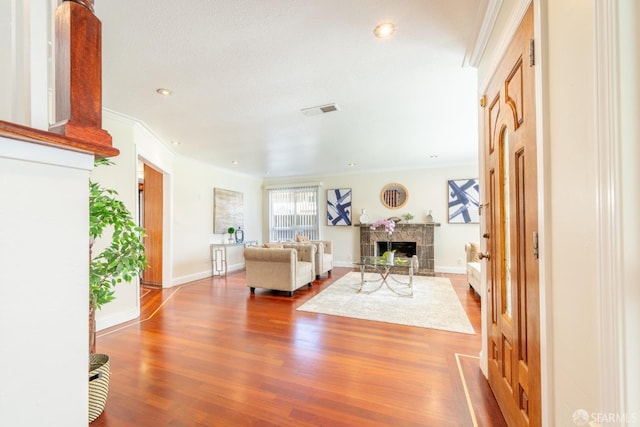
142, 162, 163, 286
482, 5, 540, 426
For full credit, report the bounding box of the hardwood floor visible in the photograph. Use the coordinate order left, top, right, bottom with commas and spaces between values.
93, 268, 506, 426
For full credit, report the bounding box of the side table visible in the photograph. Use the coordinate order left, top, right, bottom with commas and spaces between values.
210, 241, 258, 276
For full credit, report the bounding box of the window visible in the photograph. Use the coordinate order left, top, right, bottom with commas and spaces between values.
268, 185, 319, 242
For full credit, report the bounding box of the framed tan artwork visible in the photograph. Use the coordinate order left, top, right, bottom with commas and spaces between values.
213, 188, 244, 233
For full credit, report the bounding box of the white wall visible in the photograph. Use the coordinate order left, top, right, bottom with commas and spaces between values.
95, 112, 177, 330
0, 1, 52, 128
0, 138, 93, 427
0, 0, 14, 122
544, 0, 601, 420
0, 3, 90, 425
88, 113, 141, 331
92, 113, 140, 331
100, 111, 265, 291
172, 156, 263, 285
263, 164, 480, 272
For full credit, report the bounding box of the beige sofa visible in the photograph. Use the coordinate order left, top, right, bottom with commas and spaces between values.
244, 245, 316, 296
465, 242, 481, 295
288, 240, 333, 279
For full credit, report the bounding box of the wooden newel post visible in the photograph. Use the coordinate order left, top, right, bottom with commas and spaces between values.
49, 0, 113, 148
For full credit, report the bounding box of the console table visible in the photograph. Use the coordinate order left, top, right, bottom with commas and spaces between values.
210, 241, 258, 276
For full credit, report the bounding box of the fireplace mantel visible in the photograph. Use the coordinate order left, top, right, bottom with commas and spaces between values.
358, 223, 440, 276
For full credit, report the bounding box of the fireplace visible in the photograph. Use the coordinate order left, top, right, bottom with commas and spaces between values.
376, 241, 417, 258
358, 222, 439, 276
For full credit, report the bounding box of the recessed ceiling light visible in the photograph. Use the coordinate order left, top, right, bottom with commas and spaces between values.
232, 160, 239, 165
156, 88, 172, 96
348, 162, 356, 167
170, 140, 181, 145
373, 22, 395, 39
429, 155, 438, 159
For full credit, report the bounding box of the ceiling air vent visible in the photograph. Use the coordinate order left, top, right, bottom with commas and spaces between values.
301, 103, 340, 117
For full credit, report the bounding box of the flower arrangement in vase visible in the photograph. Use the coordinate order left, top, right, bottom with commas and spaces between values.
370, 218, 396, 256
370, 218, 396, 233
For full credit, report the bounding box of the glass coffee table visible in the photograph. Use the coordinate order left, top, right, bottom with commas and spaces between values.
353, 255, 418, 297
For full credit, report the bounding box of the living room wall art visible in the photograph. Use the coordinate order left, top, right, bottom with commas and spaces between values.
214, 188, 244, 234
327, 188, 352, 226
448, 179, 480, 224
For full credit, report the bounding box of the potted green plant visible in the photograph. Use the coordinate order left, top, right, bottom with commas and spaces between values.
402, 213, 414, 222
88, 158, 147, 422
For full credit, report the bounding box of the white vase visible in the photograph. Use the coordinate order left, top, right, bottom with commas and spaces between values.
386, 252, 395, 265
359, 209, 369, 224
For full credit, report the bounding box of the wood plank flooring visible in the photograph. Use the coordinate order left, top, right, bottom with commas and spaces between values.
92, 268, 506, 426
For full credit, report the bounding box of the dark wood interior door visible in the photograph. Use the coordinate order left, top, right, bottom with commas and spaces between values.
142, 162, 163, 286
482, 5, 541, 426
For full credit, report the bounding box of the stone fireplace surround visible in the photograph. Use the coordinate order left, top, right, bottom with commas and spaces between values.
358, 223, 440, 276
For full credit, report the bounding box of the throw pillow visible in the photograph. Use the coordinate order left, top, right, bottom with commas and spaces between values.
296, 235, 310, 242
264, 242, 284, 249
468, 242, 481, 262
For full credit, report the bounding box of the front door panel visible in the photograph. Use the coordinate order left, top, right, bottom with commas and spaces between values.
482, 5, 540, 426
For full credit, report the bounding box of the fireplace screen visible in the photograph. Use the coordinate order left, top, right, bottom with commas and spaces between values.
376, 241, 417, 257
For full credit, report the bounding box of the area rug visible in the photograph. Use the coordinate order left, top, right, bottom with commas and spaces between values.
297, 272, 475, 334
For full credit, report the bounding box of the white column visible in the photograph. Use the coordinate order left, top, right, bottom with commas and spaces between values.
0, 137, 94, 426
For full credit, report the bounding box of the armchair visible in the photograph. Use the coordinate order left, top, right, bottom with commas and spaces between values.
465, 242, 481, 295
244, 245, 316, 296
289, 239, 334, 279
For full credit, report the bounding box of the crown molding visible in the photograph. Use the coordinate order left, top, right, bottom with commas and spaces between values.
478, 0, 532, 93
463, 0, 502, 68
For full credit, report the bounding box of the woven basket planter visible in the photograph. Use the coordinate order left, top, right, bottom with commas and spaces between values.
89, 353, 110, 423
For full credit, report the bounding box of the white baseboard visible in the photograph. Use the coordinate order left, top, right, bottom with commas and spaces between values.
171, 270, 211, 287
436, 266, 466, 275
171, 263, 246, 287
227, 263, 245, 273
334, 261, 354, 268
96, 307, 139, 331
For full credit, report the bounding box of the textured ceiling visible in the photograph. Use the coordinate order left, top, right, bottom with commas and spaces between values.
96, 0, 486, 178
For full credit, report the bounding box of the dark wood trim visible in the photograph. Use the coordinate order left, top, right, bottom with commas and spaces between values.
49, 1, 112, 146
69, 0, 94, 13
0, 120, 119, 157
1, 0, 118, 158
48, 1, 113, 149
142, 163, 163, 286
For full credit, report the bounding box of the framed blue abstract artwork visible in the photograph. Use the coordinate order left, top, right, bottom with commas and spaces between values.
448, 179, 480, 224
327, 188, 352, 226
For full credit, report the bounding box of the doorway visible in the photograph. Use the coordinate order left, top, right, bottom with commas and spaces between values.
481, 4, 541, 426
139, 160, 163, 287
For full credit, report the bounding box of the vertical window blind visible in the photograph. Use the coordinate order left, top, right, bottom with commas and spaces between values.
268, 185, 319, 242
